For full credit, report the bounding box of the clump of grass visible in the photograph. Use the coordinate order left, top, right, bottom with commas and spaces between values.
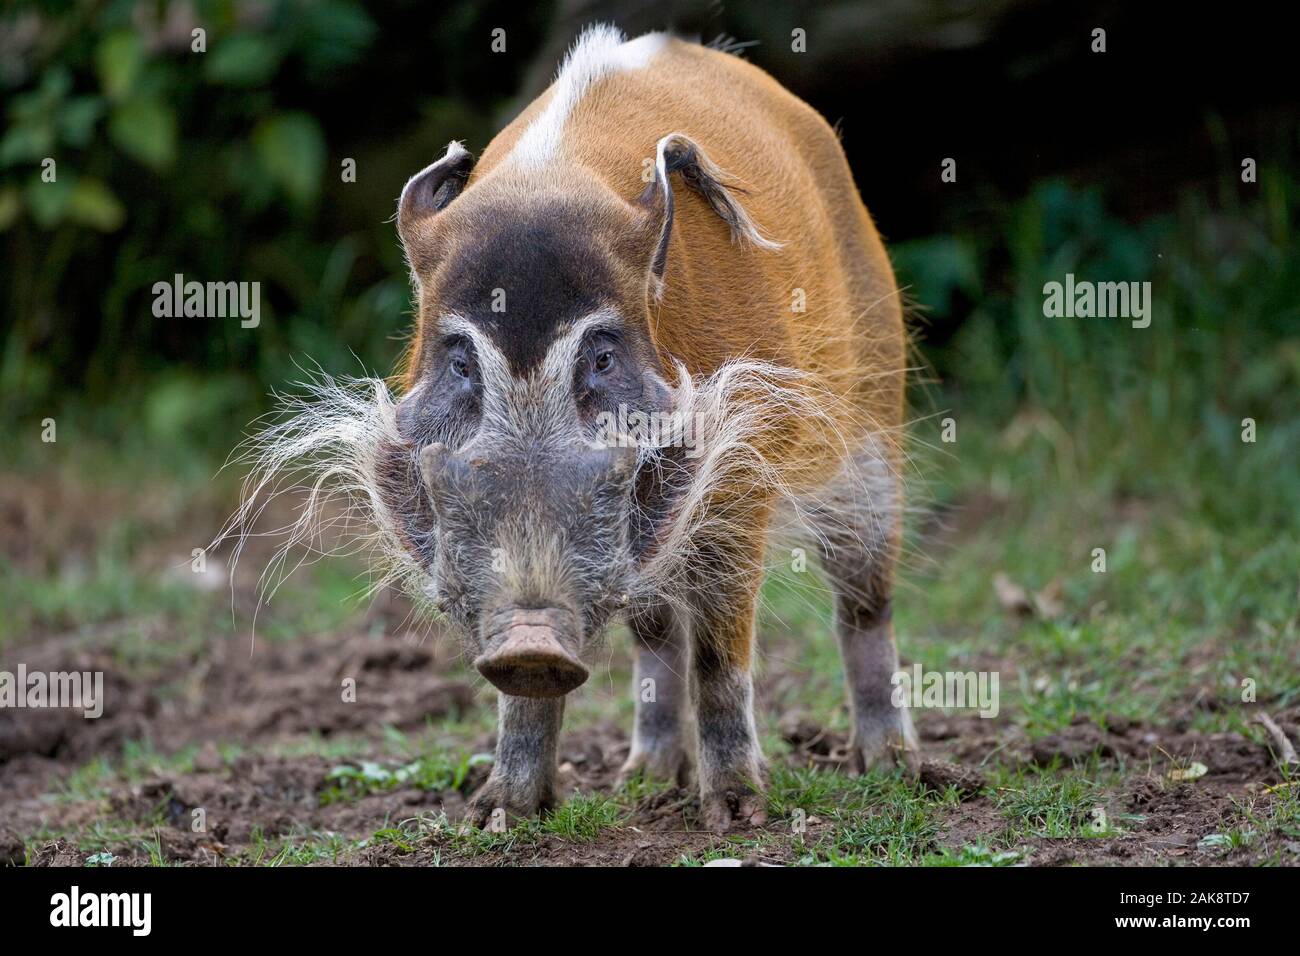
257, 829, 359, 866
923, 844, 1023, 867
809, 793, 943, 866
541, 793, 625, 841
760, 766, 951, 865
765, 765, 865, 819
615, 768, 676, 803
446, 818, 543, 858
992, 765, 1121, 838
1218, 774, 1300, 857
319, 751, 487, 805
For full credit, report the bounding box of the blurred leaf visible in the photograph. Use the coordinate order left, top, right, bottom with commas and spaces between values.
0, 121, 53, 166
57, 96, 106, 148
893, 235, 982, 316
24, 176, 72, 229
297, 0, 377, 74
143, 373, 250, 444
253, 113, 325, 206
1168, 761, 1209, 782
66, 178, 126, 231
0, 187, 20, 231
95, 31, 145, 101
204, 33, 283, 86
109, 98, 176, 170
35, 66, 72, 105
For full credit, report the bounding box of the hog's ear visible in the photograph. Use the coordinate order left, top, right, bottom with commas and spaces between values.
635, 132, 782, 286
397, 141, 475, 264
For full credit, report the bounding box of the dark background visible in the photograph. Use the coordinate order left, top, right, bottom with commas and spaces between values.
1, 0, 1296, 460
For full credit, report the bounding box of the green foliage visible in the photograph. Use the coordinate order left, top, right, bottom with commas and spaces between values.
992, 766, 1117, 838
1, 0, 543, 433
319, 750, 489, 804
895, 173, 1299, 474
541, 792, 625, 841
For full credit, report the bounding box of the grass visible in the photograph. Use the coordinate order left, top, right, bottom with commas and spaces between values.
245, 825, 364, 866
54, 740, 203, 804
541, 793, 625, 841
319, 748, 495, 805
991, 764, 1121, 839
260, 830, 358, 866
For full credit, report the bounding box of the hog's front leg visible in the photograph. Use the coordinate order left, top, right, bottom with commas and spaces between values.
466, 694, 564, 827
691, 584, 768, 832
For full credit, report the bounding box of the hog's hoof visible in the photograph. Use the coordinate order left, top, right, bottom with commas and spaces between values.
618, 744, 693, 788
464, 774, 555, 830
699, 786, 768, 832
841, 714, 921, 776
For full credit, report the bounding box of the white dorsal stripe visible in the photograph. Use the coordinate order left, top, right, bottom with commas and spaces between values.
511, 24, 669, 169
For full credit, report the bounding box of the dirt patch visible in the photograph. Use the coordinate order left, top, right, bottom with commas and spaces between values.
918, 760, 987, 797
3, 555, 1297, 867
9, 699, 1298, 867
1, 622, 485, 863
1, 631, 473, 766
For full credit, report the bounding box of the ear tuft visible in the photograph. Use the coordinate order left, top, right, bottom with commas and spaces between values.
640, 132, 782, 282
397, 141, 475, 252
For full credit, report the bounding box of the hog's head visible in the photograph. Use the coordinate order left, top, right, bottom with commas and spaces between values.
380, 141, 700, 698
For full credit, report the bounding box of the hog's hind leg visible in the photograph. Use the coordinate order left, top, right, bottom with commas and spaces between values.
811, 455, 919, 774
619, 602, 693, 786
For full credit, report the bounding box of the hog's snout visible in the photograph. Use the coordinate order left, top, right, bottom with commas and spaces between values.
474, 607, 589, 698
417, 439, 636, 698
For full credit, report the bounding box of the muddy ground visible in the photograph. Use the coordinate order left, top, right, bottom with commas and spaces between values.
1, 474, 1297, 867
3, 620, 1297, 866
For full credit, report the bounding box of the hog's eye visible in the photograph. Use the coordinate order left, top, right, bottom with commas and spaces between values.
445, 338, 475, 381
575, 331, 628, 408
584, 332, 620, 377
